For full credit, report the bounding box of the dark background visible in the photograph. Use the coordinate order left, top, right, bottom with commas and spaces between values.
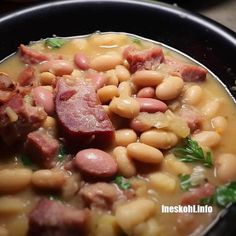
0, 0, 236, 32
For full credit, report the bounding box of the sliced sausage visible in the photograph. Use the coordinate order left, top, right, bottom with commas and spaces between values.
75, 149, 118, 178
17, 66, 35, 87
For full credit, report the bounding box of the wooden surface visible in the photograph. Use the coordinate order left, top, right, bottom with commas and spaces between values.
0, 0, 236, 32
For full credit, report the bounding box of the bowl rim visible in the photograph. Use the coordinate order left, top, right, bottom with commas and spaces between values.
0, 1, 235, 235
0, 0, 235, 43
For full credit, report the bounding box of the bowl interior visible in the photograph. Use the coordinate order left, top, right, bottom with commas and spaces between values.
0, 0, 236, 235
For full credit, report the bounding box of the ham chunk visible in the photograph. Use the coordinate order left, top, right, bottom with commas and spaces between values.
17, 66, 35, 86
165, 58, 207, 82
178, 105, 203, 133
0, 94, 47, 144
124, 46, 164, 73
181, 183, 215, 205
19, 44, 49, 64
28, 199, 90, 236
55, 77, 114, 148
79, 183, 120, 210
25, 131, 59, 168
0, 73, 15, 91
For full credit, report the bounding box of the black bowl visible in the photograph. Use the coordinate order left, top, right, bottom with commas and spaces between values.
0, 0, 236, 235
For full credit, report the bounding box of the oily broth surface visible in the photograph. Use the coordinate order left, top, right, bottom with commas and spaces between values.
0, 33, 235, 236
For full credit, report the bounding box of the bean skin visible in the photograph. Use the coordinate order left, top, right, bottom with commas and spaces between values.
192, 131, 221, 148
136, 98, 167, 113
75, 149, 118, 178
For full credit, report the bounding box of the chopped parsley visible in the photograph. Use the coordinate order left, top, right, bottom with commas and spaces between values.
132, 38, 142, 45
114, 176, 131, 190
178, 174, 192, 191
173, 137, 213, 168
58, 145, 66, 162
45, 38, 66, 49
200, 182, 236, 208
19, 154, 33, 167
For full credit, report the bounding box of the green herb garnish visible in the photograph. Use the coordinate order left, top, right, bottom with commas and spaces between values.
114, 176, 131, 190
58, 145, 66, 162
200, 182, 236, 208
178, 174, 192, 191
132, 38, 142, 45
45, 38, 65, 49
173, 137, 213, 168
19, 154, 33, 167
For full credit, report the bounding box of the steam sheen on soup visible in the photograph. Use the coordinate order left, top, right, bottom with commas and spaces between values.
0, 33, 236, 236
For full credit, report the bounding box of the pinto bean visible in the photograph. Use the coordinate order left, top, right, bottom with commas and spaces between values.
39, 60, 74, 76
131, 70, 164, 87
0, 169, 32, 193
115, 129, 137, 147
140, 129, 178, 149
32, 86, 54, 115
115, 199, 156, 233
127, 143, 163, 164
109, 97, 140, 119
40, 72, 56, 86
113, 146, 136, 178
97, 85, 119, 104
32, 170, 66, 190
215, 153, 236, 183
155, 76, 184, 100
74, 53, 90, 70
75, 149, 118, 178
90, 54, 122, 72
136, 98, 167, 113
192, 131, 221, 148
137, 87, 155, 98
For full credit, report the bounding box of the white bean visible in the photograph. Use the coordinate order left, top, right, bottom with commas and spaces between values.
211, 116, 228, 134
183, 85, 203, 105
215, 153, 236, 183
113, 146, 136, 178
32, 170, 66, 189
156, 76, 184, 100
115, 199, 156, 234
192, 131, 221, 148
0, 168, 32, 193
